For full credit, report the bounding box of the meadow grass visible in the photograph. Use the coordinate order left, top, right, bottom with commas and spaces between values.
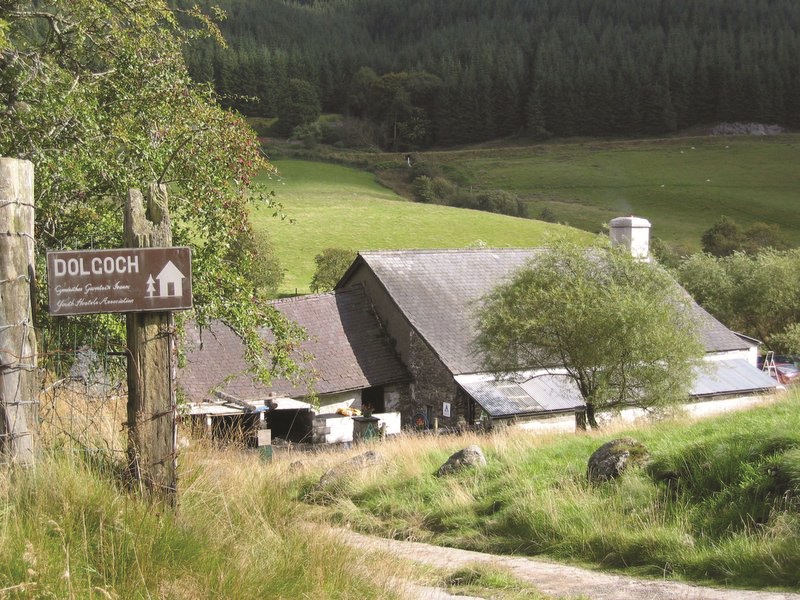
0, 440, 412, 598
308, 134, 800, 251
440, 563, 554, 599
252, 159, 589, 294
14, 386, 799, 595
297, 391, 800, 590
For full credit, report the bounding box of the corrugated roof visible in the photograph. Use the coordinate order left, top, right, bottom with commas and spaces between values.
691, 359, 779, 397
178, 286, 409, 403
455, 372, 584, 418
353, 249, 750, 375
458, 358, 776, 418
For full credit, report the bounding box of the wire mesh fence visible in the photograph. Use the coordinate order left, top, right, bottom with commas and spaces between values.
37, 320, 128, 458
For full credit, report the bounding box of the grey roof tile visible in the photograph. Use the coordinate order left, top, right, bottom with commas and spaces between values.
691, 358, 778, 396
355, 249, 750, 375
178, 286, 409, 403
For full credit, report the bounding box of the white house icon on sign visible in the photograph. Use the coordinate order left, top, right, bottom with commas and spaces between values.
154, 261, 186, 298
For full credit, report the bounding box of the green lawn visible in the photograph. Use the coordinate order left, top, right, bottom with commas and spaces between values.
253, 159, 587, 294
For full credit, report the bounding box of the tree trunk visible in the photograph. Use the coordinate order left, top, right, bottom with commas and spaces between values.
586, 402, 599, 429
575, 410, 587, 431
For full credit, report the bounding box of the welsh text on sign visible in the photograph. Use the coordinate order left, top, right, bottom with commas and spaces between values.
46, 247, 192, 316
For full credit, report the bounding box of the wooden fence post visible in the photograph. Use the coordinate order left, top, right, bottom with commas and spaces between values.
124, 184, 177, 505
0, 158, 36, 466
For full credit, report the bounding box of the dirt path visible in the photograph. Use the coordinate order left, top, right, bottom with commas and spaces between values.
336, 529, 800, 600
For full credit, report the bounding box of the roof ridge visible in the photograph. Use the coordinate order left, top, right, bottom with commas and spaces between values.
270, 287, 362, 307
359, 247, 542, 255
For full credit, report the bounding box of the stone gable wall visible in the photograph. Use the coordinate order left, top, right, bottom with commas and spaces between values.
407, 330, 466, 428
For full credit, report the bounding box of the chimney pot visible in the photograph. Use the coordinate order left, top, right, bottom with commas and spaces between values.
609, 215, 651, 261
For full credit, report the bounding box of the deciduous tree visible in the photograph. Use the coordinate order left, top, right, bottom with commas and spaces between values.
701, 216, 789, 257
310, 248, 356, 293
0, 0, 304, 382
475, 240, 704, 428
677, 249, 800, 347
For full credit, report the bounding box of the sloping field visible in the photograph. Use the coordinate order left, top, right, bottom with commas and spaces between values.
254, 134, 800, 293
400, 134, 800, 249
253, 160, 586, 294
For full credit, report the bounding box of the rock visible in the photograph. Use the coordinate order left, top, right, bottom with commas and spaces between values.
315, 450, 384, 491
437, 445, 487, 477
709, 122, 785, 136
587, 438, 649, 484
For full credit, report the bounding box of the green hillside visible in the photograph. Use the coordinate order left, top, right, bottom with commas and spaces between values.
322, 133, 800, 248
253, 159, 587, 294
254, 134, 800, 294
435, 135, 800, 249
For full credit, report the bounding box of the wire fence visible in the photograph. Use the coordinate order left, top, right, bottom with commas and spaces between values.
37, 320, 129, 458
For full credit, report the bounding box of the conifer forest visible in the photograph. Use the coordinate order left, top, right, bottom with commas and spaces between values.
177, 0, 800, 149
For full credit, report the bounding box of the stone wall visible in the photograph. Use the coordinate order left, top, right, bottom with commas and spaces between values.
407, 330, 465, 428
384, 383, 409, 413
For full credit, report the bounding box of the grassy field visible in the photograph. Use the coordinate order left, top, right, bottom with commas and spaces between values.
253, 160, 588, 294
297, 392, 800, 590
7, 389, 798, 595
2, 389, 558, 599
313, 134, 800, 251
256, 134, 800, 293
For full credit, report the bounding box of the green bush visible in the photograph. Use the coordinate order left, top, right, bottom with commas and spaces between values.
309, 247, 356, 292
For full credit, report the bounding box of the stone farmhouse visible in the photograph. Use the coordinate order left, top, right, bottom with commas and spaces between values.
179, 285, 409, 443
179, 216, 777, 443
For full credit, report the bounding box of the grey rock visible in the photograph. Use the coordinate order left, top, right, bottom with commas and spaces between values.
710, 122, 785, 136
437, 445, 487, 477
587, 438, 649, 484
316, 450, 384, 491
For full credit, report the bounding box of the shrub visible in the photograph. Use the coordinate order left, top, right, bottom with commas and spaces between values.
413, 175, 436, 203
310, 248, 357, 293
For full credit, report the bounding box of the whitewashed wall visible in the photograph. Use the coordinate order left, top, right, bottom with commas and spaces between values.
374, 412, 402, 436
317, 390, 361, 414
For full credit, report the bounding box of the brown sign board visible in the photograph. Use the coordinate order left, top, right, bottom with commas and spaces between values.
46, 247, 192, 316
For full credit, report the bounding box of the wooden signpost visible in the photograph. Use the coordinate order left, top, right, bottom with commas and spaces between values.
45, 184, 190, 505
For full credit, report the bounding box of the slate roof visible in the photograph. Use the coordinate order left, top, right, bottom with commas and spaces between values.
344, 249, 751, 376
178, 286, 409, 403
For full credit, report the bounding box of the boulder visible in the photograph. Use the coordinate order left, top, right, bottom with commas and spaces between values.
437, 445, 487, 477
314, 450, 384, 493
587, 438, 649, 484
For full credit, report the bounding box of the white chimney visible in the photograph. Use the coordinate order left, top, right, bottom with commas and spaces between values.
609, 216, 651, 261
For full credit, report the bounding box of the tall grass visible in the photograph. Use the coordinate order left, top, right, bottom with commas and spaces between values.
9, 387, 799, 594
0, 442, 408, 598
304, 392, 800, 589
